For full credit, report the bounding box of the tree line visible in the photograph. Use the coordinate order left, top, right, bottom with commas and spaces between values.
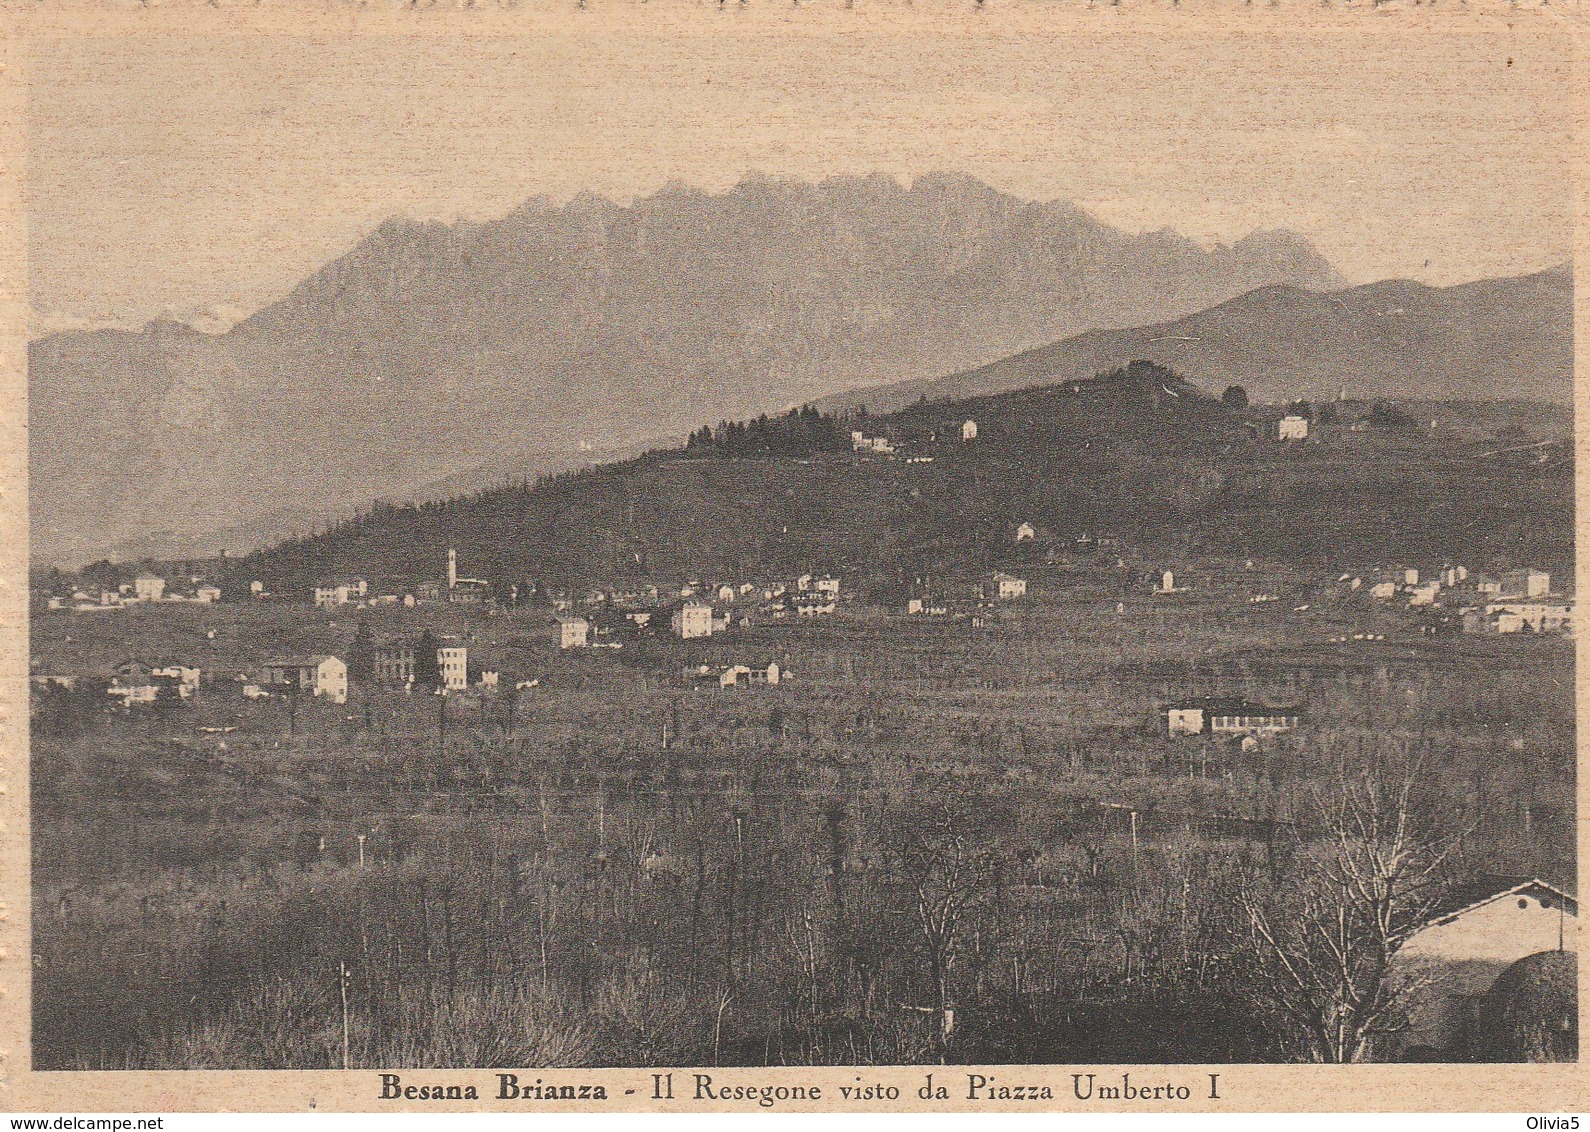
685, 406, 850, 458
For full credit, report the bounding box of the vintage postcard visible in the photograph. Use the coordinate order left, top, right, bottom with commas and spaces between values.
1, 0, 1585, 1114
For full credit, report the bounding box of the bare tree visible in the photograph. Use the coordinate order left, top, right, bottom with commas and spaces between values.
884, 793, 996, 1059
1238, 754, 1464, 1063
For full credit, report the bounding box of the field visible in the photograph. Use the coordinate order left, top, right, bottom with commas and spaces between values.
29, 557, 1575, 1068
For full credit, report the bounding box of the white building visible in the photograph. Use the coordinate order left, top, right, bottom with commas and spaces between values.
133, 575, 166, 602
1407, 581, 1442, 607
194, 584, 222, 604
990, 572, 1027, 600
1389, 877, 1576, 1059
814, 575, 842, 597
1153, 570, 1190, 595
1500, 568, 1551, 598
313, 579, 368, 608
717, 661, 782, 689
1165, 705, 1208, 737
1015, 522, 1036, 543
1275, 415, 1309, 441
556, 615, 590, 649
961, 419, 978, 441
437, 645, 468, 691
672, 602, 715, 639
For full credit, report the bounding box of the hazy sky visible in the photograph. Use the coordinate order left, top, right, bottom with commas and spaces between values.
27, 9, 1574, 333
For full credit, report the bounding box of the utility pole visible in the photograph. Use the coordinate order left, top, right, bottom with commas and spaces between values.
1100, 801, 1140, 866
338, 960, 351, 1069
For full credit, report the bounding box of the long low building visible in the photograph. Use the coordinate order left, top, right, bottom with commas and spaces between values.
1464, 599, 1574, 636
1164, 698, 1302, 737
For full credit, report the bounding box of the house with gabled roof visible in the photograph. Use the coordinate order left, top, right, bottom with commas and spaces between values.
1388, 876, 1577, 1060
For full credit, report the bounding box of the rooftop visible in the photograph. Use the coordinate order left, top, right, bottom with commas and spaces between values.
1426, 875, 1576, 925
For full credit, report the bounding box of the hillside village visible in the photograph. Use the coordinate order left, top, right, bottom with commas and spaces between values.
30, 365, 1573, 721
30, 531, 1572, 718
28, 363, 1577, 1069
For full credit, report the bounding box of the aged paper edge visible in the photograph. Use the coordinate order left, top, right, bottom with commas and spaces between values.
0, 0, 1586, 1113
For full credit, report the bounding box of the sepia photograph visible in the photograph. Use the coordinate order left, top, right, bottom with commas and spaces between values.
3, 0, 1583, 1113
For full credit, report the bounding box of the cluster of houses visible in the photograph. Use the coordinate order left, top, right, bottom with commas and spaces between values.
1150, 560, 1570, 748
300, 551, 853, 641
243, 638, 487, 704
1353, 565, 1572, 637
51, 637, 494, 713
307, 551, 494, 610
46, 573, 223, 612
30, 657, 206, 707
901, 571, 1029, 621
250, 655, 350, 704
105, 658, 202, 705
50, 545, 1036, 648
301, 548, 1033, 642
850, 418, 978, 461
686, 660, 784, 690
313, 578, 368, 608
49, 623, 794, 716
547, 571, 847, 648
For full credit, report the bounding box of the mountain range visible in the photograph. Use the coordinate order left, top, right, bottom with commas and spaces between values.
28, 173, 1568, 567
819, 267, 1573, 415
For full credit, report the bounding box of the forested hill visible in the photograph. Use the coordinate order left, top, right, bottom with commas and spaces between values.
232, 363, 1573, 597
